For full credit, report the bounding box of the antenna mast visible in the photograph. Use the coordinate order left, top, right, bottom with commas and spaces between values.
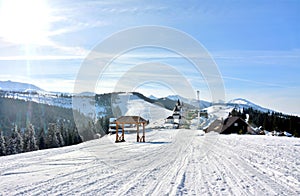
197, 90, 200, 118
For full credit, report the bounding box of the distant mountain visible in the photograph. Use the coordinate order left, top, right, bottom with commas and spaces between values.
78, 92, 96, 96
227, 98, 271, 113
165, 95, 274, 113
166, 95, 211, 109
148, 95, 158, 100
0, 81, 282, 117
0, 80, 44, 92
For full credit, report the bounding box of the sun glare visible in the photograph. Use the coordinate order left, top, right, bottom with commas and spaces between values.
0, 0, 51, 45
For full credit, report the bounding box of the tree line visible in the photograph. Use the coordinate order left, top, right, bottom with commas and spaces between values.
0, 121, 82, 156
0, 117, 110, 156
0, 97, 111, 156
231, 107, 300, 137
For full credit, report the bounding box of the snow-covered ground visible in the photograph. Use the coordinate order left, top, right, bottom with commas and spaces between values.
5, 92, 73, 109
189, 105, 234, 130
113, 93, 173, 128
1, 129, 299, 195
228, 98, 271, 113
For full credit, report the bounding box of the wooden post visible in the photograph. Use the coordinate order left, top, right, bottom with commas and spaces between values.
122, 123, 125, 142
115, 123, 119, 143
137, 123, 139, 142
142, 123, 145, 142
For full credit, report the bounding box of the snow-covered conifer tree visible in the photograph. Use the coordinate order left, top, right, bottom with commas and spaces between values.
0, 131, 6, 156
15, 125, 23, 154
7, 125, 23, 155
55, 123, 65, 147
47, 123, 59, 148
24, 124, 38, 152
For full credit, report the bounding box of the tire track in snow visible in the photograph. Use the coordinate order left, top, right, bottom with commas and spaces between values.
213, 136, 299, 195
1, 130, 299, 195
110, 130, 193, 196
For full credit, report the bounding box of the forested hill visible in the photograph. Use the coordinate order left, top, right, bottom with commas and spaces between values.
0, 97, 76, 134
231, 107, 300, 137
0, 97, 109, 156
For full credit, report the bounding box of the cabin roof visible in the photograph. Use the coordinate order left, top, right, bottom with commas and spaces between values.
206, 117, 248, 133
116, 116, 147, 124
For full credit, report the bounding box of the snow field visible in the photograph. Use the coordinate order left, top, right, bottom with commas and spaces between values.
113, 93, 173, 128
0, 129, 299, 195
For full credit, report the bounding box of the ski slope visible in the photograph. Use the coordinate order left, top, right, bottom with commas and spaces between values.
113, 93, 173, 128
1, 129, 299, 195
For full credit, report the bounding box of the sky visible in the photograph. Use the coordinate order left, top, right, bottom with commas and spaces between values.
0, 0, 299, 115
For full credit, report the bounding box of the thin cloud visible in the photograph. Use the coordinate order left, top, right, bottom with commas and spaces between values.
213, 50, 300, 65
0, 55, 85, 61
222, 75, 297, 89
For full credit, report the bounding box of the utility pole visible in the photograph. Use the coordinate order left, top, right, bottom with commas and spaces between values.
197, 90, 200, 129
197, 90, 200, 118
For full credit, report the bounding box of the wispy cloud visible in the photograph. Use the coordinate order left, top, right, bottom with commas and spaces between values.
212, 49, 300, 66
0, 55, 85, 61
221, 75, 297, 89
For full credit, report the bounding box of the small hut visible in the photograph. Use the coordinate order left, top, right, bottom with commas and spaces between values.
115, 116, 148, 143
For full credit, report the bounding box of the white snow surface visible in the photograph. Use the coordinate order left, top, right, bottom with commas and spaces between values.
113, 93, 173, 127
1, 129, 299, 195
0, 80, 44, 92
228, 98, 271, 113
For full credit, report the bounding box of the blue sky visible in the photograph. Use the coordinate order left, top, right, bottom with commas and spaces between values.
0, 0, 299, 115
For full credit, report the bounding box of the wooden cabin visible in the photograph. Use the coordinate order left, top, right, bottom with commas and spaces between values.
205, 116, 250, 134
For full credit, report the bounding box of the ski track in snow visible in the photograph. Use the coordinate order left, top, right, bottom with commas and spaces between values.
0, 129, 299, 196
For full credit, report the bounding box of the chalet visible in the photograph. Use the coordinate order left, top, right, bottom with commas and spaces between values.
165, 116, 174, 124
205, 116, 251, 134
164, 99, 183, 129
173, 113, 182, 124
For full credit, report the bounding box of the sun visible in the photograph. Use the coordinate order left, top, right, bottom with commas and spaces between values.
0, 0, 51, 45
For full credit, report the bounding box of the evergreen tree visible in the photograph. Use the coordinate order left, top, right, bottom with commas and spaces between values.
7, 125, 23, 155
15, 125, 24, 153
0, 130, 6, 156
24, 124, 38, 152
6, 134, 16, 155
73, 127, 82, 144
46, 123, 59, 148
37, 128, 46, 150
55, 123, 65, 147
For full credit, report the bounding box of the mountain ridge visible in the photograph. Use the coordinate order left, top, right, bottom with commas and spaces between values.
0, 80, 292, 116
0, 80, 44, 92
227, 98, 272, 113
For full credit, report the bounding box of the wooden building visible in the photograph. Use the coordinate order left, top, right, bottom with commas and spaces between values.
115, 116, 148, 143
205, 116, 250, 134
164, 99, 183, 129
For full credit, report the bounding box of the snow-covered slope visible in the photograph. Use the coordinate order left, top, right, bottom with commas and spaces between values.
167, 95, 211, 109
113, 93, 173, 127
190, 104, 234, 129
0, 129, 299, 195
165, 95, 271, 113
0, 80, 291, 120
0, 80, 283, 116
228, 98, 271, 113
0, 80, 44, 92
4, 91, 73, 108
148, 95, 158, 100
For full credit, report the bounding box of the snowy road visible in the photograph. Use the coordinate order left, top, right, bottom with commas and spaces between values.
0, 129, 300, 195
